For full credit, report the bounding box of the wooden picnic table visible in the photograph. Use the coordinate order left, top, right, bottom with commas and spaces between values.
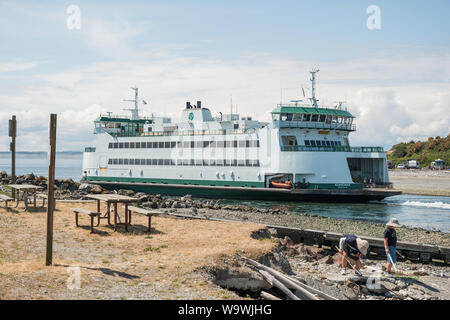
8, 184, 44, 211
86, 193, 139, 232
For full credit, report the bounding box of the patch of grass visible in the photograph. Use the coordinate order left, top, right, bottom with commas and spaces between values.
393, 274, 419, 281
102, 259, 110, 264
144, 246, 160, 252
144, 244, 168, 252
145, 235, 153, 239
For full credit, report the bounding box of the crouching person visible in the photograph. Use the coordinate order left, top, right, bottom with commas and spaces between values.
339, 234, 369, 275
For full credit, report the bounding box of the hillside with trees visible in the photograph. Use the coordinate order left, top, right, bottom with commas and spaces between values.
387, 134, 450, 167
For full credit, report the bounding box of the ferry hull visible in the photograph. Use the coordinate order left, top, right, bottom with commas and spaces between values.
89, 180, 401, 203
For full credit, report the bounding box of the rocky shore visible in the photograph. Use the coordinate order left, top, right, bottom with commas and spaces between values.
1, 172, 448, 247
211, 237, 450, 300
0, 172, 102, 199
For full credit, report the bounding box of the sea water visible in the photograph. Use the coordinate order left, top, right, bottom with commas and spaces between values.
1, 152, 449, 232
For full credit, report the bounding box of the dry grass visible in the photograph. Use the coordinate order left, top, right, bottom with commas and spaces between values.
0, 202, 275, 299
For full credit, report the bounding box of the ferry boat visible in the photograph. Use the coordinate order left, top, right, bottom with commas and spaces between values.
82, 70, 401, 202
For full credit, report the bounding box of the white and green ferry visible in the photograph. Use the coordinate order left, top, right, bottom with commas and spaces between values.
82, 70, 401, 202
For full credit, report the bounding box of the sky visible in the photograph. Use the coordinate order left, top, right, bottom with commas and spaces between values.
0, 0, 449, 151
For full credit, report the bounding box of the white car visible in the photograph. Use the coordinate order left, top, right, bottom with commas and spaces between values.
397, 163, 406, 169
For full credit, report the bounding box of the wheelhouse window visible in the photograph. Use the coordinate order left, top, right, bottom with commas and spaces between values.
281, 136, 298, 146
280, 113, 293, 121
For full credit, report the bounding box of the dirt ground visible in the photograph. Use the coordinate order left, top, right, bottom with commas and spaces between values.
0, 202, 274, 300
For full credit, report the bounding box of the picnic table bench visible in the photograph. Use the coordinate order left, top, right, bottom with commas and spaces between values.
125, 205, 161, 232
86, 194, 139, 232
71, 208, 101, 233
0, 194, 14, 208
8, 184, 44, 211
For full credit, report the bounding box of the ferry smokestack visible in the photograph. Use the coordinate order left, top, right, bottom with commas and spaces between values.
197, 101, 201, 109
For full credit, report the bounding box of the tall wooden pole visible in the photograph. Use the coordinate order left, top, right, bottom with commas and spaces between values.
46, 114, 57, 266
9, 115, 16, 198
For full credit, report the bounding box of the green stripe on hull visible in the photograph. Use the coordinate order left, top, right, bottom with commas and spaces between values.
87, 180, 390, 203
86, 176, 265, 188
86, 176, 361, 190
302, 183, 362, 190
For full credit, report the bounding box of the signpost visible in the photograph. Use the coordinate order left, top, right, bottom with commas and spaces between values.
9, 116, 16, 198
46, 114, 57, 266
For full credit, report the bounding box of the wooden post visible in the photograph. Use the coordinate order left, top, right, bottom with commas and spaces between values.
45, 114, 57, 266
9, 116, 16, 198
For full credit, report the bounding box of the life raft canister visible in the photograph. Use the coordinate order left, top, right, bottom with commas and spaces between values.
270, 180, 293, 189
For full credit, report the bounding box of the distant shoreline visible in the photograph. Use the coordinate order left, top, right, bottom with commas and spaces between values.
0, 151, 83, 154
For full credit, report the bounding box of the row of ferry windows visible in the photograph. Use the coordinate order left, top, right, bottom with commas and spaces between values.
108, 140, 260, 149
274, 113, 353, 124
108, 158, 261, 167
305, 140, 342, 147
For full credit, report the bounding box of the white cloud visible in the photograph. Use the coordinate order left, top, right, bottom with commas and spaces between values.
0, 50, 448, 151
0, 61, 37, 73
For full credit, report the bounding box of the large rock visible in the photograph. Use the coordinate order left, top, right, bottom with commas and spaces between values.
78, 183, 104, 194
117, 189, 135, 196
212, 266, 271, 292
171, 201, 182, 208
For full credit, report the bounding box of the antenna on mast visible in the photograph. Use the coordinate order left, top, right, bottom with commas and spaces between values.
310, 68, 320, 108
123, 87, 140, 120
230, 94, 233, 116
290, 100, 302, 107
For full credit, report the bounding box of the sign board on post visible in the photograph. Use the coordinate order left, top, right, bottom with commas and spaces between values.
9, 118, 16, 137
10, 116, 16, 198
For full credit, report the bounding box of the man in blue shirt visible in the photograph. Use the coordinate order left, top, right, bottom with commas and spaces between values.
384, 218, 401, 273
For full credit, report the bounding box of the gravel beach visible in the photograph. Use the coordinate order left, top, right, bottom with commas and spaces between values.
173, 206, 450, 247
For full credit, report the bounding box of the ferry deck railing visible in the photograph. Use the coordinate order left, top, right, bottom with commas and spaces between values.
276, 120, 356, 131
280, 145, 384, 153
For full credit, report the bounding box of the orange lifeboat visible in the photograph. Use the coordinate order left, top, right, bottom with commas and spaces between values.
270, 180, 292, 189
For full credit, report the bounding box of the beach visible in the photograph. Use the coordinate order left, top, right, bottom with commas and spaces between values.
390, 169, 450, 197
0, 201, 448, 300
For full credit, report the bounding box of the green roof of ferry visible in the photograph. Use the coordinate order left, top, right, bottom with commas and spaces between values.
95, 116, 152, 124
271, 106, 354, 117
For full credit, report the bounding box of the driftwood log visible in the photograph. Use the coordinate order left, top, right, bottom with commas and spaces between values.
260, 291, 281, 300
241, 256, 337, 300
259, 270, 300, 300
